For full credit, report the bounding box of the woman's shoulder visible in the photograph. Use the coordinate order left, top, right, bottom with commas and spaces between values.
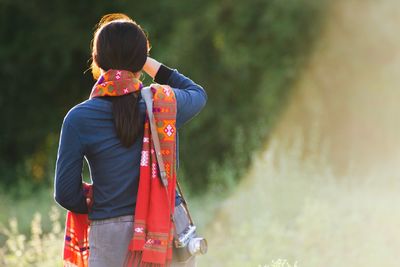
63, 98, 112, 126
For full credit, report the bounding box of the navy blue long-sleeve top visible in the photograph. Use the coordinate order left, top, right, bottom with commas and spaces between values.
54, 67, 207, 220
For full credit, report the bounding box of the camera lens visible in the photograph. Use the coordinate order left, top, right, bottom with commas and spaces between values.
188, 238, 208, 256
199, 238, 207, 254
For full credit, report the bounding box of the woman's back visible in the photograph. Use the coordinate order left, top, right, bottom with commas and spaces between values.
55, 69, 207, 220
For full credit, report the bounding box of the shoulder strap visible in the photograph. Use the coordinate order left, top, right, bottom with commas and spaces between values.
142, 86, 195, 224
141, 86, 168, 187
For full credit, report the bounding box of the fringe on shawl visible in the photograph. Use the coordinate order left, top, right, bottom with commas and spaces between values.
124, 251, 171, 267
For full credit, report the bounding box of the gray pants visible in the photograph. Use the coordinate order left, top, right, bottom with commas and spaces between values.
88, 215, 196, 267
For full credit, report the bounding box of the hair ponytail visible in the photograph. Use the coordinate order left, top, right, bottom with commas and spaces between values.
111, 93, 142, 147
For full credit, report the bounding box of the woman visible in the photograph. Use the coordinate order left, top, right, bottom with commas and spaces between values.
54, 13, 207, 267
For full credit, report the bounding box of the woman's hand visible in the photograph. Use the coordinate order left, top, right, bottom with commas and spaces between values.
143, 57, 161, 79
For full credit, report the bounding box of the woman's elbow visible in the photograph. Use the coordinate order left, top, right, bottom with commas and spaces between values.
54, 191, 69, 210
54, 189, 75, 211
197, 85, 208, 108
202, 89, 208, 106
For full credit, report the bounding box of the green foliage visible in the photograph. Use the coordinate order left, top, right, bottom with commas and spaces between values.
0, 0, 328, 191
166, 0, 329, 191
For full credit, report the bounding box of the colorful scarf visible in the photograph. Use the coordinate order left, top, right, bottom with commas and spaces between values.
63, 69, 177, 267
63, 183, 91, 267
90, 69, 143, 98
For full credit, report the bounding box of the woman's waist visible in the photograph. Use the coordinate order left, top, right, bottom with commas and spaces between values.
90, 214, 134, 225
88, 203, 136, 221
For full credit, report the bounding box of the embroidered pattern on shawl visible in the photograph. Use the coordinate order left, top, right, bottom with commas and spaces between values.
125, 84, 177, 267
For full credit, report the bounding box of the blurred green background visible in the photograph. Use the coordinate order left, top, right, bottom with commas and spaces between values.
2, 0, 400, 266
0, 0, 326, 191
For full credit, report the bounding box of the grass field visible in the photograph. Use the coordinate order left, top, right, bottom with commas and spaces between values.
197, 136, 400, 267
2, 134, 398, 267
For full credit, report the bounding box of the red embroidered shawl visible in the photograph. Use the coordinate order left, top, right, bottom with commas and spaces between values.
63, 69, 177, 267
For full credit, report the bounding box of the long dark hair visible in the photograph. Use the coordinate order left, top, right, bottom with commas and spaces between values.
92, 13, 148, 147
